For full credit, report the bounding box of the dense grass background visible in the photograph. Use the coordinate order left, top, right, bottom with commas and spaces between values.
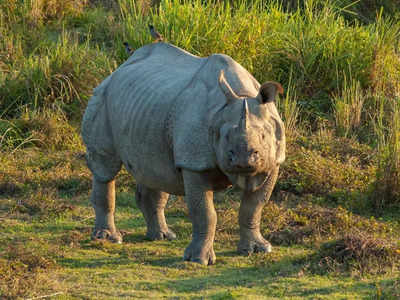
1, 0, 399, 298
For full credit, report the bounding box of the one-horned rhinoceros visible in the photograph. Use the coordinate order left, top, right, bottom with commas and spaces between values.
81, 42, 285, 265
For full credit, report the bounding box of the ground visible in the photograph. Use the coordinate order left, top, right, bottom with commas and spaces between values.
0, 149, 399, 299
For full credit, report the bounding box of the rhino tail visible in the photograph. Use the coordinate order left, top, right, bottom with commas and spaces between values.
81, 75, 112, 152
81, 76, 122, 182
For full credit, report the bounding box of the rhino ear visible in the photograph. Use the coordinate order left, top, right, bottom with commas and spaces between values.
219, 70, 240, 104
258, 81, 284, 104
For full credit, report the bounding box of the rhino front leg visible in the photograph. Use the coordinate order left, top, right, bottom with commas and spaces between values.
135, 184, 176, 241
238, 167, 279, 255
182, 170, 217, 265
91, 178, 122, 243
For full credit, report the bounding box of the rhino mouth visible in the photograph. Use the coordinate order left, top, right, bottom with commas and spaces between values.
229, 172, 269, 192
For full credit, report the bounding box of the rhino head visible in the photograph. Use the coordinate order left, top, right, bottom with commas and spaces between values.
213, 71, 285, 191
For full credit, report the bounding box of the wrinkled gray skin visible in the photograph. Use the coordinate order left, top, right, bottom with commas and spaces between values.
81, 43, 285, 265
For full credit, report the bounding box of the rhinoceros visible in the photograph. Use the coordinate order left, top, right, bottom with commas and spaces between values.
81, 42, 285, 265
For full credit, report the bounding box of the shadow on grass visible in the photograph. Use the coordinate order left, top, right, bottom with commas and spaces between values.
144, 256, 183, 267
140, 265, 379, 298
59, 256, 133, 269
122, 232, 149, 243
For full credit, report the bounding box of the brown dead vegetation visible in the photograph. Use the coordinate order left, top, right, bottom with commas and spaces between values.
264, 200, 394, 246
316, 231, 400, 275
0, 242, 61, 299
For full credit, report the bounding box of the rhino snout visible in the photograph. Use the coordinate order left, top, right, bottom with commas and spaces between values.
228, 149, 260, 173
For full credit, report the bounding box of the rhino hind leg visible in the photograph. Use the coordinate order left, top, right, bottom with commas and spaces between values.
91, 179, 122, 243
237, 167, 279, 255
135, 184, 176, 241
87, 151, 122, 243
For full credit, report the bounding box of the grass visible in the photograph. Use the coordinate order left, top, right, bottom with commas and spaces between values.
1, 0, 400, 298
333, 77, 364, 138
0, 150, 399, 299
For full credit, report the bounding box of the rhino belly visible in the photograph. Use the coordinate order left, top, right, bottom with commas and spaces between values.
123, 158, 185, 195
120, 129, 185, 195
114, 100, 185, 194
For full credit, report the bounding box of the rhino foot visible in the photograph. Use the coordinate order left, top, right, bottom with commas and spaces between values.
183, 241, 216, 265
237, 235, 272, 256
92, 229, 122, 244
146, 229, 177, 241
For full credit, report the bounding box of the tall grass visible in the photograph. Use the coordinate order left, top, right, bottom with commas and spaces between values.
333, 77, 364, 138
373, 99, 400, 208
117, 0, 395, 113
2, 0, 398, 118
280, 0, 400, 23
276, 67, 300, 138
0, 30, 116, 119
1, 0, 400, 209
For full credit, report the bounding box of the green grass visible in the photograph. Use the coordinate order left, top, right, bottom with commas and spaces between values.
1, 0, 400, 298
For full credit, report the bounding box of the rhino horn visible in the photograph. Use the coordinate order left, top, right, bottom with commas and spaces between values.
218, 70, 239, 103
257, 81, 284, 104
239, 99, 249, 130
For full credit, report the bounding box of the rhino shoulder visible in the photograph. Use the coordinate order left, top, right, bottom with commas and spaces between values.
172, 78, 224, 172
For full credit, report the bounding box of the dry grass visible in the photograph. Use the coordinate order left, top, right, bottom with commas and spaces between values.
279, 130, 376, 206
317, 231, 400, 275
0, 242, 61, 299
263, 201, 395, 246
333, 78, 365, 138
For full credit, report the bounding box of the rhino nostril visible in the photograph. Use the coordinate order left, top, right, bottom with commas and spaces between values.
228, 150, 234, 162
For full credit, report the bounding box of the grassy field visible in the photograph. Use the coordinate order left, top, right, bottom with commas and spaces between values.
1, 0, 400, 299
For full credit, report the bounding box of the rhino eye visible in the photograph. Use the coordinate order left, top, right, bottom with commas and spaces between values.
261, 133, 265, 140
